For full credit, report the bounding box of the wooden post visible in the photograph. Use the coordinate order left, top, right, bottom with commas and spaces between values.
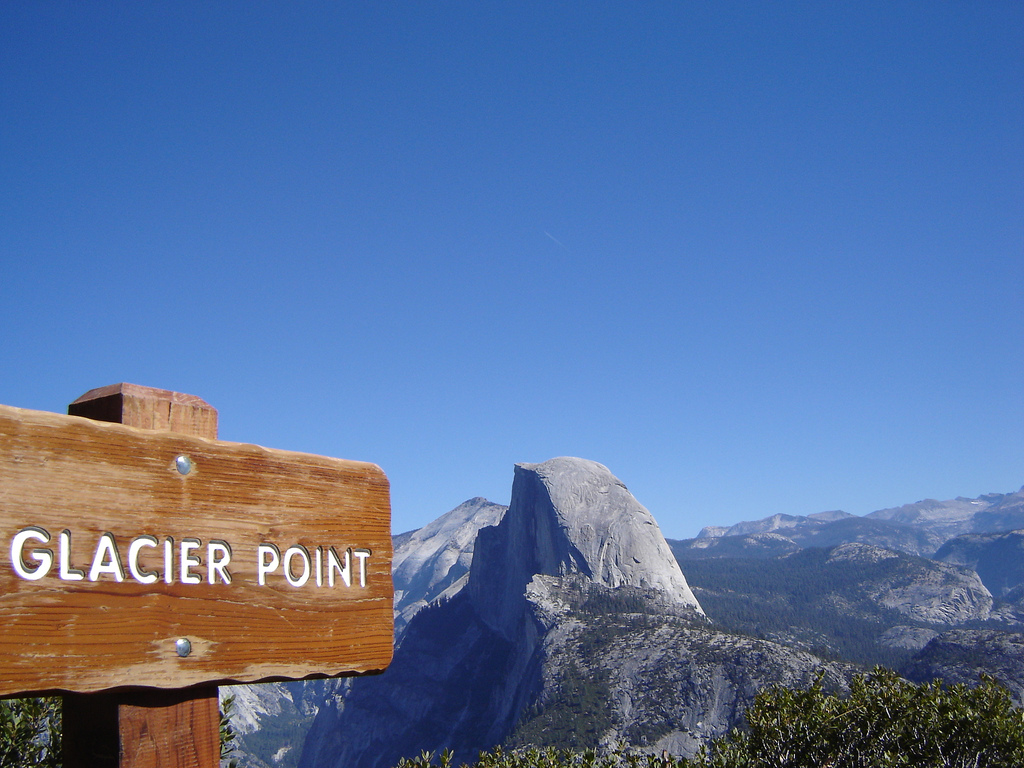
63, 384, 220, 768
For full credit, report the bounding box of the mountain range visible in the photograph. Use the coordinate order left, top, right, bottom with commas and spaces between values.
223, 461, 1024, 768
691, 489, 1024, 558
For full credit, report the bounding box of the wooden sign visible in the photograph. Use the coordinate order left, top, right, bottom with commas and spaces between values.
0, 402, 393, 697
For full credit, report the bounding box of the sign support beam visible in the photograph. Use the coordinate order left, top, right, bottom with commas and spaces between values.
63, 384, 220, 768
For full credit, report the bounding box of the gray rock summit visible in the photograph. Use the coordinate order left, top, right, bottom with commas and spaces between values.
469, 458, 702, 636
298, 457, 712, 768
393, 496, 507, 638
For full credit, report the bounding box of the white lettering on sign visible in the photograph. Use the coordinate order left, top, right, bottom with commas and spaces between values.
208, 541, 232, 585
255, 542, 369, 588
10, 527, 52, 580
257, 543, 279, 586
180, 538, 202, 584
59, 530, 85, 581
8, 527, 372, 588
128, 535, 158, 584
90, 533, 125, 582
284, 545, 310, 587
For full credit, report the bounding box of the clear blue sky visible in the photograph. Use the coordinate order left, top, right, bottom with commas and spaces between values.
2, 3, 1021, 539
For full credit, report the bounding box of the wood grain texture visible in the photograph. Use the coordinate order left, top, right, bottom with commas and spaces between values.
118, 687, 220, 768
69, 383, 219, 439
63, 687, 220, 768
0, 402, 393, 696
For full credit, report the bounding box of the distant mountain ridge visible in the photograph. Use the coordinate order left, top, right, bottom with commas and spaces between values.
690, 487, 1024, 557
673, 542, 997, 667
868, 490, 1024, 539
697, 509, 853, 539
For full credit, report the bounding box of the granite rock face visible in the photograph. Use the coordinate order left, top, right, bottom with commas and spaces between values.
393, 496, 507, 638
298, 459, 725, 768
933, 529, 1024, 599
513, 574, 852, 755
824, 543, 993, 624
222, 680, 326, 768
469, 458, 703, 638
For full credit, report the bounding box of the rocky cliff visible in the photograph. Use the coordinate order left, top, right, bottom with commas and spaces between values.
393, 496, 507, 637
824, 543, 993, 625
468, 458, 702, 638
507, 574, 850, 756
297, 458, 846, 768
222, 680, 326, 768
933, 529, 1024, 599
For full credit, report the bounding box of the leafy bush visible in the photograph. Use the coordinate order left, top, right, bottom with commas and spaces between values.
0, 697, 61, 768
220, 693, 239, 768
689, 667, 1023, 768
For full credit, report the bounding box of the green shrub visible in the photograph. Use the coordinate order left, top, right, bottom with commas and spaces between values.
0, 697, 61, 768
220, 693, 239, 768
691, 667, 1024, 768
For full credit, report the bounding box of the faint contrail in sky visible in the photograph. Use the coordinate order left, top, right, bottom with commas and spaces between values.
544, 231, 566, 248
